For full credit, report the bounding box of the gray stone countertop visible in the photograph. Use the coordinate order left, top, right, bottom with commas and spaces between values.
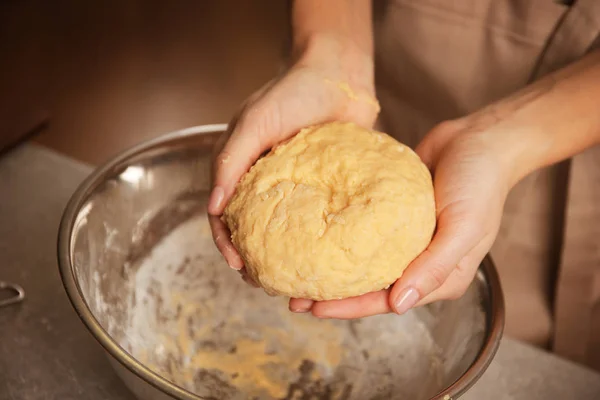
1, 144, 600, 400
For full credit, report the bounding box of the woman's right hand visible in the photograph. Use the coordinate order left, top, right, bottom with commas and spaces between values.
207, 35, 380, 277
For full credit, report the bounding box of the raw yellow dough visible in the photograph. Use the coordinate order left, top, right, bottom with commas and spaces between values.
223, 122, 436, 301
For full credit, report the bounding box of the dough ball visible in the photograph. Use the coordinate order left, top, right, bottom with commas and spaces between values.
223, 122, 436, 301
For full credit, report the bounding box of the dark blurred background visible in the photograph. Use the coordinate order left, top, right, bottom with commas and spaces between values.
0, 0, 289, 164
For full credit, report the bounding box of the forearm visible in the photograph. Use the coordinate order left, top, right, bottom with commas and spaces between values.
472, 50, 600, 185
290, 0, 375, 88
292, 0, 373, 56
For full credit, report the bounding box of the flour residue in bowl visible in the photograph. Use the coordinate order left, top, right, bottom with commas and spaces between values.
119, 211, 442, 400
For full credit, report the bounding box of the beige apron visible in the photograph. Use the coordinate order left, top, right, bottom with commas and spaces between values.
373, 0, 600, 370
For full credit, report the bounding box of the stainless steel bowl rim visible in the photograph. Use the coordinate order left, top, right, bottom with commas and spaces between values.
57, 124, 505, 400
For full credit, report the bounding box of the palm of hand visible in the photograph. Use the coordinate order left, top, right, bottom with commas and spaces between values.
290, 122, 511, 318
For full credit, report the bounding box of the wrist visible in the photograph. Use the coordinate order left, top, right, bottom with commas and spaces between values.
291, 33, 376, 96
291, 0, 373, 56
457, 76, 572, 189
289, 0, 375, 94
470, 51, 600, 187
454, 108, 547, 191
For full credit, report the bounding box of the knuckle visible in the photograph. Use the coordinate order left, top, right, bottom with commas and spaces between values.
234, 112, 255, 137
215, 149, 232, 167
470, 221, 487, 237
445, 261, 477, 300
431, 119, 462, 137
243, 104, 262, 123
238, 102, 281, 145
237, 111, 264, 142
434, 120, 455, 132
425, 263, 449, 289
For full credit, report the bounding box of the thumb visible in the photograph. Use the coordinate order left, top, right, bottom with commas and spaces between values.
388, 205, 482, 314
208, 76, 344, 215
208, 101, 282, 215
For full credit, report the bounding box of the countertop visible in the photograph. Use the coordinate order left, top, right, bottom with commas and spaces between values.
2, 144, 600, 400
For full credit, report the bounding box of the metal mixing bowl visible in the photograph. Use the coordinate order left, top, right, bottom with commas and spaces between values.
58, 124, 504, 400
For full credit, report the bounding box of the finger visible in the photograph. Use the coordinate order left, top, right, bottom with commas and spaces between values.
389, 207, 483, 315
289, 298, 314, 313
210, 111, 241, 189
207, 112, 247, 216
310, 289, 391, 319
208, 70, 356, 216
211, 78, 279, 181
207, 108, 286, 215
239, 267, 260, 288
416, 231, 492, 306
208, 80, 285, 216
415, 263, 473, 307
207, 113, 243, 264
208, 215, 244, 270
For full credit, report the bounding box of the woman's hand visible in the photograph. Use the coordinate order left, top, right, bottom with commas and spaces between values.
290, 49, 600, 317
289, 115, 519, 316
208, 35, 380, 275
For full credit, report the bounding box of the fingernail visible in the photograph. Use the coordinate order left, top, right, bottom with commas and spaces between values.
291, 307, 311, 313
208, 186, 224, 214
394, 287, 420, 315
290, 300, 314, 313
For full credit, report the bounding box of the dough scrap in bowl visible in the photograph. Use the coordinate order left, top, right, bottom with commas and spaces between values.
223, 121, 436, 301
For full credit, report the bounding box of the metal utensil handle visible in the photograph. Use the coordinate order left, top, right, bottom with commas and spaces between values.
0, 281, 25, 307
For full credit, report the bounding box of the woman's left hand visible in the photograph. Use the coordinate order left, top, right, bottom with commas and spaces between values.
290, 49, 600, 317
289, 116, 518, 317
